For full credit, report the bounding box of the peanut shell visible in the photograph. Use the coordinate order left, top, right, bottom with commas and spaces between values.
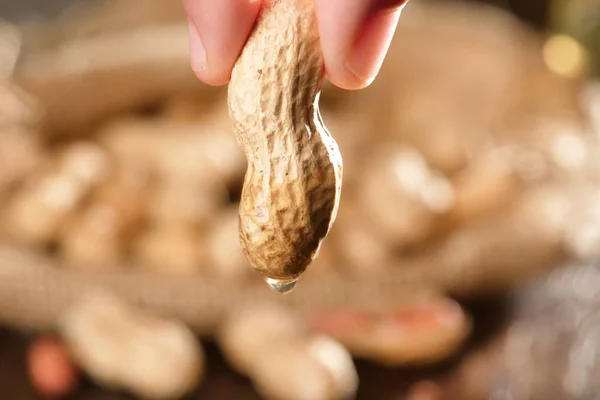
228, 0, 343, 285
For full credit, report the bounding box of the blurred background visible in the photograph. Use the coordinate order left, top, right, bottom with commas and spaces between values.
0, 0, 599, 399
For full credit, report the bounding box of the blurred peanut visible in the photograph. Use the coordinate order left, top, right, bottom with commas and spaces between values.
147, 181, 228, 228
252, 339, 357, 400
407, 184, 574, 296
313, 296, 471, 366
218, 305, 305, 374
60, 291, 203, 400
60, 204, 125, 268
329, 203, 390, 276
98, 116, 245, 189
449, 148, 521, 224
55, 142, 112, 187
60, 163, 150, 266
357, 145, 454, 249
205, 207, 250, 280
3, 142, 110, 246
133, 223, 205, 276
218, 305, 357, 400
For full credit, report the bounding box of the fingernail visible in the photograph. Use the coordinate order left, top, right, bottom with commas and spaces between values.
345, 51, 376, 88
188, 20, 207, 71
345, 8, 402, 87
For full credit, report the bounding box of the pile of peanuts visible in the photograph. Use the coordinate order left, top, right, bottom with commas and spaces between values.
3, 5, 600, 292
1, 101, 253, 279
1, 1, 600, 399
3, 71, 597, 292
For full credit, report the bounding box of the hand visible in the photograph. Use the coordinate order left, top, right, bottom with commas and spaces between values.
182, 0, 409, 90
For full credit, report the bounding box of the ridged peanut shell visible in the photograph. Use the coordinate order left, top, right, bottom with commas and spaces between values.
228, 0, 343, 283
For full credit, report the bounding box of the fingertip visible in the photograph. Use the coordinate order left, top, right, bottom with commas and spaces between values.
183, 0, 262, 86
187, 19, 229, 86
344, 8, 402, 89
316, 0, 406, 90
315, 0, 365, 90
324, 67, 370, 91
191, 69, 231, 87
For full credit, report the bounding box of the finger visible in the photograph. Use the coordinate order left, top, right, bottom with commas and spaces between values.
315, 0, 408, 90
182, 0, 262, 86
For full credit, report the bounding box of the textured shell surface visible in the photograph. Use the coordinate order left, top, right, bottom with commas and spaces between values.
227, 0, 343, 282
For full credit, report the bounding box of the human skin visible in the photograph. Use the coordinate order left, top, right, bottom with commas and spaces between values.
182, 0, 409, 90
